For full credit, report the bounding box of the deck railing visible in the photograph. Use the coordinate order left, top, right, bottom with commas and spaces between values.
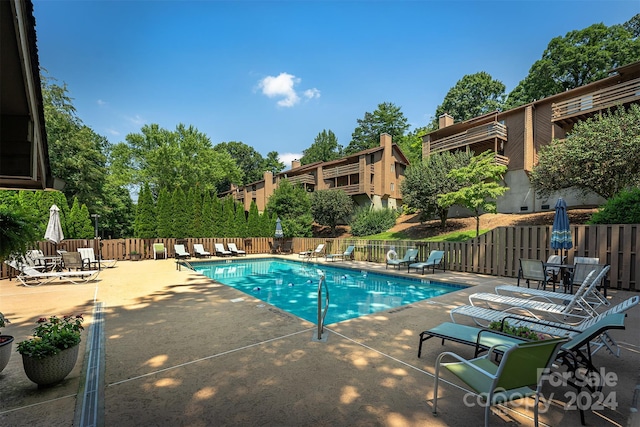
430, 122, 507, 153
552, 77, 640, 122
2, 224, 638, 291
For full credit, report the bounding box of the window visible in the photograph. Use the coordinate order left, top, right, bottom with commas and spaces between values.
391, 163, 395, 173
370, 154, 375, 164
390, 182, 395, 192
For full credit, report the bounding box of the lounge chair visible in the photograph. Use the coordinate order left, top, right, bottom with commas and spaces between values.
153, 243, 167, 260
468, 268, 609, 322
385, 248, 418, 269
78, 247, 117, 269
545, 254, 563, 284
61, 251, 90, 271
570, 261, 608, 304
496, 264, 609, 310
450, 295, 639, 356
280, 240, 293, 254
432, 335, 567, 427
299, 244, 324, 258
214, 243, 232, 257
174, 244, 191, 259
326, 245, 355, 262
269, 241, 280, 254
193, 244, 211, 258
227, 242, 246, 256
421, 314, 626, 426
5, 259, 99, 287
407, 250, 445, 274
517, 258, 550, 290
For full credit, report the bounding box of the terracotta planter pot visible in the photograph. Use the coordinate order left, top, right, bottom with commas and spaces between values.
22, 344, 79, 386
0, 336, 14, 373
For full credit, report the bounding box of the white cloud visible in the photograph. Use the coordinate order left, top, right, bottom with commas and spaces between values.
97, 99, 107, 106
303, 88, 320, 99
127, 114, 146, 125
279, 152, 303, 168
258, 72, 319, 107
107, 128, 120, 136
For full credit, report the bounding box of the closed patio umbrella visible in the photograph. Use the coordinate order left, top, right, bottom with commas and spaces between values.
44, 204, 64, 244
274, 218, 284, 238
551, 198, 572, 258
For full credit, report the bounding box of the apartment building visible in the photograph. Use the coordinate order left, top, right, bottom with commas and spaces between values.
422, 61, 640, 213
220, 133, 409, 212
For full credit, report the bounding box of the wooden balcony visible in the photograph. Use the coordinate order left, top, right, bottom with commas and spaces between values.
430, 122, 507, 153
330, 183, 374, 195
286, 174, 316, 186
323, 163, 360, 179
495, 153, 509, 167
552, 77, 640, 124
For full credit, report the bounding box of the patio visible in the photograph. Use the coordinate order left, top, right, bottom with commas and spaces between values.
0, 255, 638, 426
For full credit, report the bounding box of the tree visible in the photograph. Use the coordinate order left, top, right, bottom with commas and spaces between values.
401, 151, 472, 229
156, 187, 173, 238
263, 151, 285, 175
211, 195, 223, 237
234, 202, 248, 238
505, 18, 640, 109
439, 152, 509, 237
430, 72, 506, 127
111, 124, 242, 195
531, 104, 640, 200
214, 141, 266, 188
222, 196, 236, 237
345, 102, 410, 154
0, 206, 39, 261
201, 191, 214, 238
300, 130, 343, 165
246, 200, 260, 237
42, 74, 108, 215
265, 180, 313, 237
395, 126, 427, 165
134, 183, 156, 238
310, 190, 353, 235
171, 188, 188, 238
590, 188, 640, 224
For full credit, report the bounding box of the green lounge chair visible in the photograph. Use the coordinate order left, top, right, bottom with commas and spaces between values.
407, 250, 444, 274
433, 336, 568, 427
326, 245, 355, 262
386, 248, 418, 270
153, 243, 167, 260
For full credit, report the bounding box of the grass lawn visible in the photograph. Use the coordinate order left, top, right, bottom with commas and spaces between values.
364, 229, 489, 242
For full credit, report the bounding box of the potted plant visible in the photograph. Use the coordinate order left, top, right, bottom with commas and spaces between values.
489, 320, 547, 341
130, 250, 142, 261
17, 314, 84, 386
0, 312, 13, 374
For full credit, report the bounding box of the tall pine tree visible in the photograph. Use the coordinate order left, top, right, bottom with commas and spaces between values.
201, 191, 214, 237
156, 187, 173, 237
211, 195, 222, 237
134, 183, 156, 238
246, 201, 260, 237
171, 187, 188, 238
234, 201, 247, 238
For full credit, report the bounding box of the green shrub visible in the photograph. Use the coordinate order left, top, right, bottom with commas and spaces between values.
349, 208, 397, 236
590, 187, 640, 224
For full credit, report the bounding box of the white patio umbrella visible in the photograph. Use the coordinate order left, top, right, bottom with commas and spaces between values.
44, 204, 64, 244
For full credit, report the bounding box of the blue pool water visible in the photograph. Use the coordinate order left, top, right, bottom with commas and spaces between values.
192, 258, 467, 325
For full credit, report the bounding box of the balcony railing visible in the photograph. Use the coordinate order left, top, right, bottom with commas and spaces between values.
286, 174, 316, 186
323, 163, 360, 179
552, 77, 640, 122
430, 122, 507, 153
495, 153, 509, 167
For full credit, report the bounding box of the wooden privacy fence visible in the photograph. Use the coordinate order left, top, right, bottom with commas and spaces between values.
1, 224, 638, 290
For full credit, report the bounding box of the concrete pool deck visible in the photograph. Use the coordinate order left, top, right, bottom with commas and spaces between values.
0, 254, 638, 426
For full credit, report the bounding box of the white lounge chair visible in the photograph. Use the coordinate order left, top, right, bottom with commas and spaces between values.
299, 244, 324, 258
214, 243, 232, 257
78, 247, 117, 269
450, 296, 639, 357
174, 244, 191, 259
5, 259, 99, 287
227, 242, 246, 256
407, 250, 445, 274
193, 244, 211, 258
468, 268, 609, 323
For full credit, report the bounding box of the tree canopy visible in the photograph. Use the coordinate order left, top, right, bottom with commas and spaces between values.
505, 16, 640, 109
531, 104, 640, 200
439, 151, 509, 237
345, 102, 410, 154
430, 72, 506, 127
266, 180, 313, 237
300, 130, 343, 165
310, 189, 354, 235
401, 151, 472, 229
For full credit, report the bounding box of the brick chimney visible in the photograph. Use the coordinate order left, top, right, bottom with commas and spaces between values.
439, 113, 454, 129
291, 159, 301, 169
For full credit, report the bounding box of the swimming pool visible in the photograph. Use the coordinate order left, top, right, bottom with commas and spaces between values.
192, 258, 467, 325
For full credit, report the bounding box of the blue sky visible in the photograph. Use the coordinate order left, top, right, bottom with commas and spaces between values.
33, 1, 638, 166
